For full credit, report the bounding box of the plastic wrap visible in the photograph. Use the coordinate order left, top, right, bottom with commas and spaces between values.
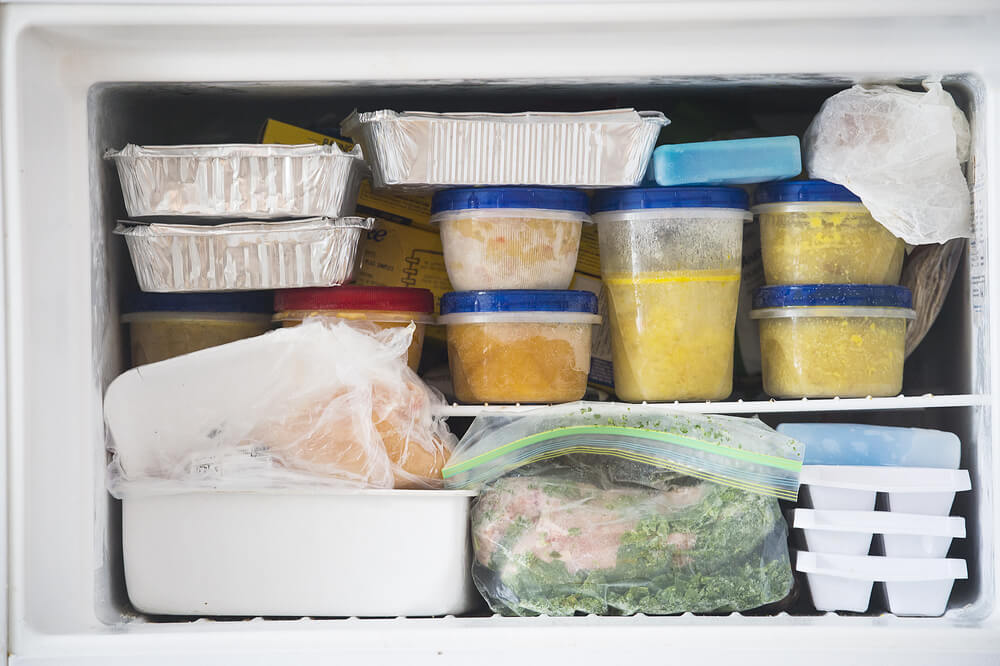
116, 217, 374, 292
104, 319, 456, 497
106, 143, 368, 218
341, 109, 668, 189
442, 404, 802, 616
803, 81, 972, 245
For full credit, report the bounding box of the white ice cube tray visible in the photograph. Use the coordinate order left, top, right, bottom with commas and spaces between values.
799, 465, 972, 514
795, 551, 968, 616
793, 509, 966, 557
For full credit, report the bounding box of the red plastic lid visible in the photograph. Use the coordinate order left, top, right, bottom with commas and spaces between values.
274, 286, 435, 314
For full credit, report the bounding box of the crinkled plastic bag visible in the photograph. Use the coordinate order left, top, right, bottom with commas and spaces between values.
443, 403, 802, 616
105, 319, 455, 497
804, 81, 971, 245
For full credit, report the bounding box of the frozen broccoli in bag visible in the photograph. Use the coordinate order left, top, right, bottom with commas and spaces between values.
443, 403, 804, 616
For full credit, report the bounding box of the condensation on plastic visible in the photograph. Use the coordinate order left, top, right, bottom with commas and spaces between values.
104, 319, 456, 497
803, 81, 972, 245
444, 406, 801, 616
341, 109, 668, 189
116, 217, 374, 292
106, 143, 369, 218
432, 208, 588, 291
593, 208, 744, 402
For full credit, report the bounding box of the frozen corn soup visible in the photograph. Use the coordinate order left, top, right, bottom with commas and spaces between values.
592, 187, 746, 402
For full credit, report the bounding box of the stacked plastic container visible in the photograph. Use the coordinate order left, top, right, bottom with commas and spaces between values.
750, 181, 914, 398
782, 423, 971, 616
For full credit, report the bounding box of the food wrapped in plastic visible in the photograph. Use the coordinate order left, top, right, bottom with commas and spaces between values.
341, 109, 668, 189
104, 319, 455, 496
106, 143, 368, 218
443, 403, 803, 616
116, 217, 374, 292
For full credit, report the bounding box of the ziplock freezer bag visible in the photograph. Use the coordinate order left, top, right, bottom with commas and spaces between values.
105, 319, 455, 497
803, 81, 971, 245
443, 403, 803, 616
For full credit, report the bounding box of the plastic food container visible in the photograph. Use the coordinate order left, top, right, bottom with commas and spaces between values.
592, 187, 746, 402
754, 180, 905, 285
116, 217, 374, 292
793, 509, 966, 558
273, 286, 435, 371
795, 551, 967, 616
430, 187, 590, 291
752, 284, 916, 398
651, 136, 801, 187
438, 290, 600, 404
798, 465, 972, 514
106, 143, 368, 218
123, 489, 478, 616
777, 423, 962, 469
123, 291, 273, 366
341, 109, 668, 189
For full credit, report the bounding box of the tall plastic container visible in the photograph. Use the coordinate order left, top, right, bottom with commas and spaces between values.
591, 187, 747, 401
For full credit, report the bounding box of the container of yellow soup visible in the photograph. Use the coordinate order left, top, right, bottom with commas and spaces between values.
123, 291, 273, 366
438, 290, 600, 404
754, 180, 904, 285
751, 285, 916, 398
273, 286, 435, 371
592, 187, 747, 402
431, 187, 590, 291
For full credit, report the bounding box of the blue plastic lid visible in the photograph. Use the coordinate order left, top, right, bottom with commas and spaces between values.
753, 179, 861, 205
431, 187, 589, 214
124, 291, 274, 314
752, 284, 913, 310
591, 186, 748, 213
440, 290, 598, 315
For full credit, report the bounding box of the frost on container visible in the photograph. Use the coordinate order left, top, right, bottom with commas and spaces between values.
106, 143, 368, 218
116, 217, 374, 292
443, 404, 803, 616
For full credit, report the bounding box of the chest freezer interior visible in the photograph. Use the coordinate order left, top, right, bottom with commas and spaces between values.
83, 77, 992, 629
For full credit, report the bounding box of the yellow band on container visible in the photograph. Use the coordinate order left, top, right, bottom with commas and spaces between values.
604, 272, 740, 286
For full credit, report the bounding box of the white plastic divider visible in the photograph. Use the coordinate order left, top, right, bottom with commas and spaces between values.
436, 393, 990, 417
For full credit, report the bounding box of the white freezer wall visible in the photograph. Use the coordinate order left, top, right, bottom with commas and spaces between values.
2, 2, 1000, 664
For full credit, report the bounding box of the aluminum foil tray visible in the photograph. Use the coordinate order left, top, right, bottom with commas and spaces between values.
106, 144, 369, 218
116, 217, 375, 292
341, 109, 669, 189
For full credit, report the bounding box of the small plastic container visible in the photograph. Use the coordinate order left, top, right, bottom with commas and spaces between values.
754, 180, 905, 285
777, 423, 962, 469
592, 187, 747, 402
273, 286, 434, 371
795, 551, 967, 616
793, 509, 966, 558
430, 187, 590, 291
752, 284, 916, 398
798, 465, 972, 515
122, 291, 273, 366
651, 136, 802, 186
438, 290, 600, 404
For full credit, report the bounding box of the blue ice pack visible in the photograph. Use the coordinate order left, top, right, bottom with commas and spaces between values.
777, 423, 961, 469
650, 136, 802, 187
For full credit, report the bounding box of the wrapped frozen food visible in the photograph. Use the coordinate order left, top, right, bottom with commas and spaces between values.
105, 318, 455, 496
443, 403, 803, 616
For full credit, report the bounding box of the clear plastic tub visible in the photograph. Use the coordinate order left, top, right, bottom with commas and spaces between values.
776, 423, 962, 468
273, 286, 435, 371
438, 290, 600, 404
430, 187, 589, 291
752, 285, 916, 398
754, 180, 905, 285
592, 187, 747, 402
122, 291, 273, 366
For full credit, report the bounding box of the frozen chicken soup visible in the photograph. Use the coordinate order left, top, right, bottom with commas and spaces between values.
431, 187, 589, 291
439, 290, 600, 404
754, 180, 904, 286
592, 187, 746, 402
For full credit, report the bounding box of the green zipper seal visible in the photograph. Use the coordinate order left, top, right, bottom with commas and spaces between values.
441, 425, 802, 478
